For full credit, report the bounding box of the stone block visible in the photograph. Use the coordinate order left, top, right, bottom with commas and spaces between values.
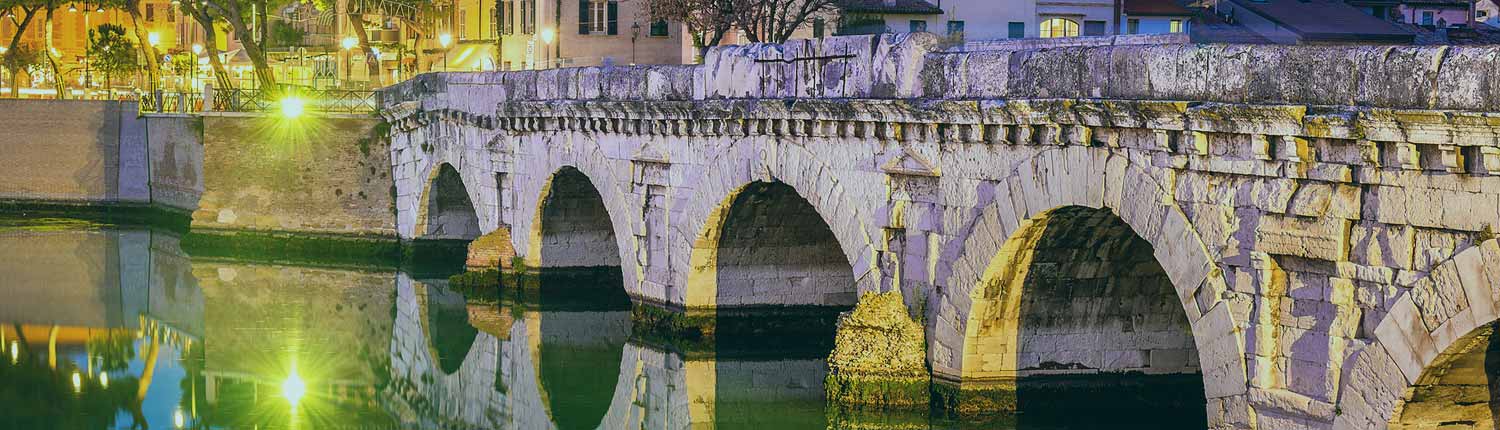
1254, 215, 1350, 261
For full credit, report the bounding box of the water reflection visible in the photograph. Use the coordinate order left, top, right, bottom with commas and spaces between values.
0, 223, 1201, 429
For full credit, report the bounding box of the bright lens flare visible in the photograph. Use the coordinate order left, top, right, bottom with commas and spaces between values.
71, 371, 82, 393
281, 97, 305, 119
100, 372, 109, 388
341, 36, 357, 50
174, 410, 185, 428
282, 368, 306, 405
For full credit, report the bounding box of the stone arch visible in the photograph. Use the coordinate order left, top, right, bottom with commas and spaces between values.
416, 163, 483, 240
686, 180, 859, 308
934, 147, 1246, 412
677, 140, 879, 308
507, 136, 640, 299
525, 166, 624, 270
1333, 239, 1500, 429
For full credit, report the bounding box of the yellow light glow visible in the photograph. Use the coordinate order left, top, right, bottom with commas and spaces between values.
438, 33, 453, 48
147, 32, 160, 47
282, 367, 306, 405
540, 27, 555, 44
281, 97, 305, 119
71, 371, 81, 393
174, 409, 185, 428
9, 341, 16, 362
341, 36, 358, 50
192, 44, 203, 55
100, 372, 109, 388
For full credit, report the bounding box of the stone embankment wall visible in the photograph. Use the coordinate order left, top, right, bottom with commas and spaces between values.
0, 100, 202, 212
192, 114, 394, 238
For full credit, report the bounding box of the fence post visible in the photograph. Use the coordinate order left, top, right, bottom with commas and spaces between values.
203, 84, 215, 113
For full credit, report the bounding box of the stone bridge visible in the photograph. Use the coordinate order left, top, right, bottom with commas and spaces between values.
379, 34, 1500, 429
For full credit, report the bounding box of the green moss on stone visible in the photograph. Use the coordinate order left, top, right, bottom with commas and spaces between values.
930, 380, 1017, 417
448, 269, 503, 302
182, 229, 402, 268
825, 291, 930, 410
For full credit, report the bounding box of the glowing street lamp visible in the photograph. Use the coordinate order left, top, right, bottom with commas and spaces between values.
282, 366, 306, 406
438, 33, 452, 71
192, 44, 203, 55
280, 96, 305, 119
147, 32, 160, 47
341, 36, 358, 51
540, 27, 555, 44
71, 371, 82, 393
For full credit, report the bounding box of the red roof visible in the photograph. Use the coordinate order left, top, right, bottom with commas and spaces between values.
1125, 0, 1195, 16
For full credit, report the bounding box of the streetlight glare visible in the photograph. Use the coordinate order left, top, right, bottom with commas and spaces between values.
282, 368, 307, 406
438, 33, 453, 48
281, 97, 306, 119
192, 44, 203, 55
147, 32, 160, 47
71, 371, 82, 393
540, 27, 556, 44
341, 36, 358, 50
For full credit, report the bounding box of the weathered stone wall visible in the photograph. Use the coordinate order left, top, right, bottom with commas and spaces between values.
967, 206, 1196, 379
0, 100, 202, 212
383, 35, 1500, 429
534, 167, 621, 268
423, 163, 483, 239
714, 182, 856, 307
193, 114, 394, 237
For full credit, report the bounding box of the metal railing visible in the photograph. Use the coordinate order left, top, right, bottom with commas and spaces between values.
138, 86, 379, 115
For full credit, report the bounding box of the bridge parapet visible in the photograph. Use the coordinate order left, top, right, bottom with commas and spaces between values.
386, 34, 1500, 113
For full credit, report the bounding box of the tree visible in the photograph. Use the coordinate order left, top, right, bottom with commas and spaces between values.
40, 0, 64, 99
648, 0, 834, 60
97, 0, 162, 94
269, 20, 306, 48
649, 0, 736, 61
88, 24, 139, 98
194, 0, 280, 91
178, 0, 235, 92
732, 0, 837, 44
1, 0, 44, 97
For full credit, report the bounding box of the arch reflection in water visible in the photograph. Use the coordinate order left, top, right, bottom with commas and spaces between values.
1, 221, 1213, 429
385, 271, 843, 430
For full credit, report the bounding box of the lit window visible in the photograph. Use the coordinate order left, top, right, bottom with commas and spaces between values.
1170, 19, 1183, 33
589, 1, 607, 33
1039, 18, 1079, 38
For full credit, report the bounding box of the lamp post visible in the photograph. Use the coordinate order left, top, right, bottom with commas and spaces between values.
630, 22, 640, 65
341, 36, 357, 87
538, 27, 554, 68
439, 33, 452, 71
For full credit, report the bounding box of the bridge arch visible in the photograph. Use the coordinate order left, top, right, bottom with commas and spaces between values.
416, 163, 484, 239
509, 137, 640, 298
525, 166, 625, 271
1333, 239, 1500, 429
678, 140, 879, 308
935, 147, 1246, 415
